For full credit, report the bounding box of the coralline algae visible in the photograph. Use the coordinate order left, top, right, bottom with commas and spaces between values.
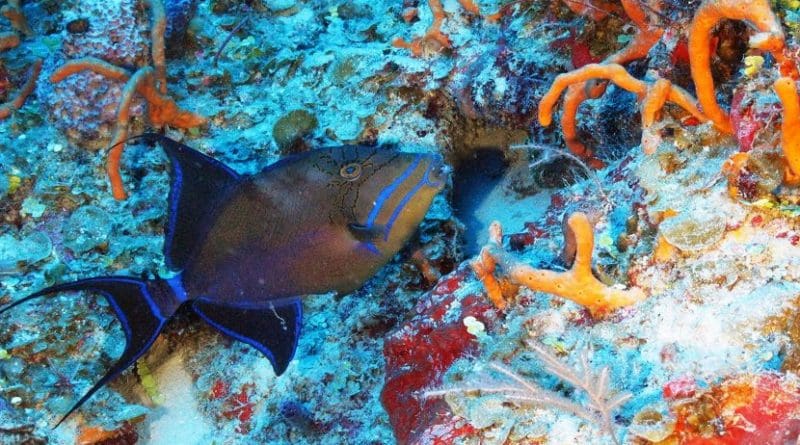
164, 0, 198, 47
0, 232, 51, 273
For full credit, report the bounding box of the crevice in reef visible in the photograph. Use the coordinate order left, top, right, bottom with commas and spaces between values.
451, 148, 508, 255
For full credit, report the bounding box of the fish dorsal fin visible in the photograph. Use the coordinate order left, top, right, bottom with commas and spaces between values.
150, 134, 241, 270
193, 298, 302, 375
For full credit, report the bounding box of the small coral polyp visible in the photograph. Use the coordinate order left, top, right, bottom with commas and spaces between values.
393, 0, 499, 57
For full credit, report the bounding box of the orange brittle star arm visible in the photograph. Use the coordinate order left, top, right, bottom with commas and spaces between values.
143, 0, 167, 94
1, 0, 31, 36
472, 212, 646, 317
774, 77, 800, 186
50, 60, 144, 200
134, 69, 207, 129
392, 0, 450, 57
50, 57, 132, 83
105, 68, 151, 200
689, 0, 797, 135
48, 0, 203, 200
51, 58, 206, 200
109, 66, 206, 200
104, 67, 205, 200
0, 58, 41, 120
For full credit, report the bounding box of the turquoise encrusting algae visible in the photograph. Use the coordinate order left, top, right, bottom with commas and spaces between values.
4, 0, 800, 444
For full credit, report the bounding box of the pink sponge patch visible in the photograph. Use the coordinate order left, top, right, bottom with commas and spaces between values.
668, 373, 800, 444
730, 88, 780, 153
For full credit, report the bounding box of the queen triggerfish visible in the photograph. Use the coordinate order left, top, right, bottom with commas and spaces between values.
0, 133, 449, 425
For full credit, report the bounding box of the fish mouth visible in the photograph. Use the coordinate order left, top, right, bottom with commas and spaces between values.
425, 155, 450, 189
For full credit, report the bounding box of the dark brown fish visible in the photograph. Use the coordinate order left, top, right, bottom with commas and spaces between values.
1, 134, 448, 425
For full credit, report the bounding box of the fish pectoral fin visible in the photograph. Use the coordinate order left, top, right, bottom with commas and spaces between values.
192, 299, 302, 375
347, 223, 385, 242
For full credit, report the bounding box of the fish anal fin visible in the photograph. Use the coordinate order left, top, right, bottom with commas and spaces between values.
193, 299, 302, 375
153, 134, 241, 270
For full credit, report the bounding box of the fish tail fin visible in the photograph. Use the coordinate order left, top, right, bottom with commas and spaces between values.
1, 276, 175, 427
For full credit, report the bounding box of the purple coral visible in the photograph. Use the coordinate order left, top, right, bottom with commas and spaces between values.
165, 0, 198, 51
38, 0, 150, 147
279, 400, 329, 434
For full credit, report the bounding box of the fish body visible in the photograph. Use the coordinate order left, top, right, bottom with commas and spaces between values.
183, 145, 444, 303
1, 134, 447, 425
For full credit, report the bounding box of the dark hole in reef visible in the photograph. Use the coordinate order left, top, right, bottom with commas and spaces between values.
533, 153, 589, 189
451, 148, 509, 256
591, 85, 643, 161
711, 20, 750, 101
66, 18, 90, 34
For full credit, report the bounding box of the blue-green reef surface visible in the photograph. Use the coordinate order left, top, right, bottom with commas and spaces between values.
4, 0, 800, 444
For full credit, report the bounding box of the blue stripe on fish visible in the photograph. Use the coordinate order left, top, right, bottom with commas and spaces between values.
0, 276, 172, 427
195, 305, 276, 365
383, 162, 436, 241
362, 242, 380, 255
364, 154, 422, 228
113, 277, 166, 322
192, 298, 303, 375
158, 133, 241, 271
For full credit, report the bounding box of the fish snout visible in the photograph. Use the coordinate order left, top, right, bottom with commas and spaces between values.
426, 154, 450, 189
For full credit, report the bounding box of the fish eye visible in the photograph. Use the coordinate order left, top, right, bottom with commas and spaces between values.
340, 162, 362, 180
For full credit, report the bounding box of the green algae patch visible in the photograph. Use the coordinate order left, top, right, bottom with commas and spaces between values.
273, 109, 318, 153
62, 205, 112, 254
